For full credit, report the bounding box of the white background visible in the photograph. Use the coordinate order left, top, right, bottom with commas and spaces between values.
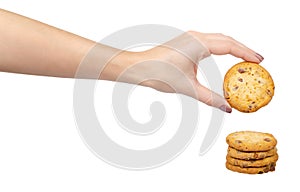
1, 0, 299, 191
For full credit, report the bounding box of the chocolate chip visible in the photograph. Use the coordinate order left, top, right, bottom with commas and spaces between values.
238, 77, 243, 82
267, 89, 272, 96
270, 163, 276, 171
233, 86, 239, 91
238, 68, 246, 73
263, 168, 269, 173
258, 171, 263, 174
270, 166, 276, 171
235, 140, 242, 144
264, 138, 272, 142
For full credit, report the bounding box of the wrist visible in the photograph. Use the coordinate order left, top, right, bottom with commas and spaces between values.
100, 50, 142, 82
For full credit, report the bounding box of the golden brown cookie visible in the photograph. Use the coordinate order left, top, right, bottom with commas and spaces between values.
225, 162, 276, 174
223, 62, 274, 112
227, 147, 277, 160
226, 153, 278, 167
226, 131, 277, 152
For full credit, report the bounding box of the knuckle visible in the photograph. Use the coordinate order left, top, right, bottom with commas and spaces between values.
215, 33, 225, 37
215, 33, 235, 41
201, 95, 213, 106
226, 35, 234, 41
225, 40, 235, 47
186, 30, 198, 37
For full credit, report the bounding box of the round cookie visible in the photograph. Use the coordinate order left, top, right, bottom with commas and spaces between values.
226, 162, 276, 174
223, 62, 274, 113
226, 131, 277, 152
226, 154, 278, 167
227, 147, 277, 160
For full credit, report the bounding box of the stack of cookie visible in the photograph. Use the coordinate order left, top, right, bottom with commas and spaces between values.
226, 131, 278, 174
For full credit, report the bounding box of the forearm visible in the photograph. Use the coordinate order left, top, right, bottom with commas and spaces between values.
0, 8, 132, 80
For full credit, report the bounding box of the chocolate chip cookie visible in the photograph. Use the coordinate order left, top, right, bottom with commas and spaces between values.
227, 147, 277, 160
226, 153, 278, 167
226, 162, 276, 174
223, 62, 275, 112
226, 131, 277, 152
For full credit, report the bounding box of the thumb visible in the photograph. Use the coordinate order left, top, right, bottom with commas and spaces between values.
195, 82, 232, 113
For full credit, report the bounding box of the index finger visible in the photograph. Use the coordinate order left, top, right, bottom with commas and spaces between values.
193, 32, 264, 63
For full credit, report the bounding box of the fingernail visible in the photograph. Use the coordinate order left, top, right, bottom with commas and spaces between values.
255, 53, 264, 61
219, 105, 232, 113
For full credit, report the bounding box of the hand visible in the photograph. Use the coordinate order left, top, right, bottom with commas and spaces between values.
119, 31, 264, 113
0, 8, 263, 113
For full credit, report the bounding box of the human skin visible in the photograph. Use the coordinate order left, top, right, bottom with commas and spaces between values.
0, 8, 263, 113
